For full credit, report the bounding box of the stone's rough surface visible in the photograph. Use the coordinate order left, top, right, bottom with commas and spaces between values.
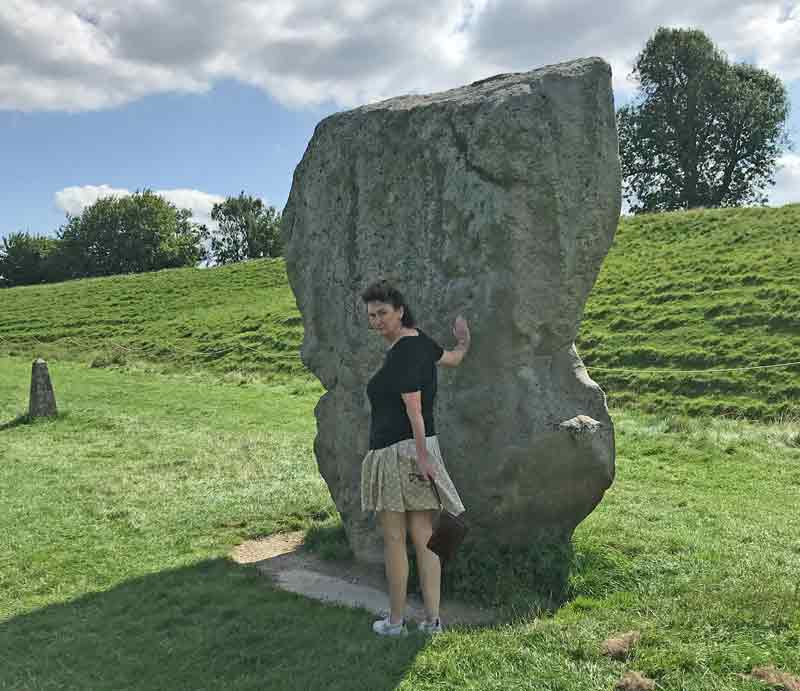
282, 57, 620, 563
29, 359, 57, 418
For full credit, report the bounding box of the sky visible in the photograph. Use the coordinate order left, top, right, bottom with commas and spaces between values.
1, 0, 799, 243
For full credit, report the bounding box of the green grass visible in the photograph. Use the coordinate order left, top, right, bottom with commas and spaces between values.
2, 355, 799, 690
0, 256, 315, 386
1, 205, 799, 420
575, 204, 800, 420
2, 205, 800, 688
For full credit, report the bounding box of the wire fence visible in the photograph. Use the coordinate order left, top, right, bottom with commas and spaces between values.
583, 361, 800, 374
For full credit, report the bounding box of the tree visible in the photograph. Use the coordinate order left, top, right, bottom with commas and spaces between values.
618, 27, 791, 213
56, 189, 207, 279
0, 232, 65, 288
207, 192, 283, 264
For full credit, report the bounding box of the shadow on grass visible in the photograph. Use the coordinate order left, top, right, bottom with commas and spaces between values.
0, 558, 427, 691
0, 411, 67, 432
0, 413, 31, 432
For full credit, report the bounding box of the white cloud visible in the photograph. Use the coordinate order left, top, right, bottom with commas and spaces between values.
4, 0, 796, 113
157, 189, 226, 227
725, 2, 800, 81
767, 152, 800, 206
467, 0, 800, 97
54, 184, 226, 227
0, 1, 211, 111
54, 184, 131, 216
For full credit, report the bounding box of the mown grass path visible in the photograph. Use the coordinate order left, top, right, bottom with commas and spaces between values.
2, 356, 798, 690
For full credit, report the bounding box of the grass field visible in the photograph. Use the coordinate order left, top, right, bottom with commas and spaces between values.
2, 355, 799, 690
1, 204, 799, 420
2, 205, 800, 689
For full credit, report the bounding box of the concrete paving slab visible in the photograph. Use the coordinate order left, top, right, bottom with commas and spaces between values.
231, 531, 495, 627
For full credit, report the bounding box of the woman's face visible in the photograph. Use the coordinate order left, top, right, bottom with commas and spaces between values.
367, 301, 404, 334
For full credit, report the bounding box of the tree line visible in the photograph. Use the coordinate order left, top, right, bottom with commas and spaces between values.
1, 190, 282, 288
2, 27, 791, 288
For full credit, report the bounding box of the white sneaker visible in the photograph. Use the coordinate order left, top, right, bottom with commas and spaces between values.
417, 617, 443, 634
372, 616, 408, 636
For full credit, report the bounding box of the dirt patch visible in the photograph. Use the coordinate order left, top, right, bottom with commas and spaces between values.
232, 531, 305, 563
747, 666, 800, 691
232, 531, 495, 627
601, 631, 642, 660
615, 671, 655, 690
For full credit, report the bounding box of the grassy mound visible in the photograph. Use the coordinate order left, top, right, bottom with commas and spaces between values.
1, 204, 799, 420
0, 257, 316, 387
577, 204, 800, 420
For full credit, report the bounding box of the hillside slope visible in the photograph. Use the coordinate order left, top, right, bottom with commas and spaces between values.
576, 204, 800, 419
1, 204, 798, 420
0, 257, 311, 385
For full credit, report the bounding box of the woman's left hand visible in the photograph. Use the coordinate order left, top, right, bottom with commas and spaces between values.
417, 457, 437, 481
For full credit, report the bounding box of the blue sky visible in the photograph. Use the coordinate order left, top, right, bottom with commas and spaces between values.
0, 80, 337, 237
2, 1, 799, 242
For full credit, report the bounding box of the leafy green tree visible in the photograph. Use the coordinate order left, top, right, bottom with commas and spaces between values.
618, 27, 791, 213
56, 190, 207, 279
207, 192, 283, 264
0, 232, 65, 287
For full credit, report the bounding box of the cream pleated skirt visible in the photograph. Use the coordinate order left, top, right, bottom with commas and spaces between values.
361, 435, 465, 515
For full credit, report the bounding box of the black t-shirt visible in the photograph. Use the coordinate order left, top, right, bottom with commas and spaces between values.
366, 329, 445, 450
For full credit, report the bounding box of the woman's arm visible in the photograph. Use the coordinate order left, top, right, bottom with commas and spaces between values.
401, 392, 435, 478
437, 315, 470, 367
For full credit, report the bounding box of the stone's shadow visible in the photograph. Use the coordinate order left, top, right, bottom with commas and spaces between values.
0, 559, 427, 691
0, 413, 30, 432
433, 533, 576, 617
0, 411, 65, 432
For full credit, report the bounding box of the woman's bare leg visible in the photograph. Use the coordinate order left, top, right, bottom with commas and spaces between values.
408, 510, 440, 622
380, 510, 408, 624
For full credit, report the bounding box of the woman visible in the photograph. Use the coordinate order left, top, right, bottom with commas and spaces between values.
360, 279, 470, 636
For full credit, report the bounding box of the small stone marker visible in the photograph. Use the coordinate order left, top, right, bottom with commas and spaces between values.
29, 358, 58, 418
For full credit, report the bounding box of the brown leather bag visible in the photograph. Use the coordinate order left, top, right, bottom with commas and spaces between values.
426, 481, 468, 562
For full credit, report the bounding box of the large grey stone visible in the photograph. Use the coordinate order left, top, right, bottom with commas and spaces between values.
282, 57, 620, 563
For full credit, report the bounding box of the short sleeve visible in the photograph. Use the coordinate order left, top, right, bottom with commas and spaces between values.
429, 335, 444, 363
387, 340, 425, 394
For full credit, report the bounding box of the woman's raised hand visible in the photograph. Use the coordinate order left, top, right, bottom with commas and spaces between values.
453, 315, 470, 345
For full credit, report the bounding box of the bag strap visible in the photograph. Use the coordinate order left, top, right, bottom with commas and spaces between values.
429, 479, 444, 509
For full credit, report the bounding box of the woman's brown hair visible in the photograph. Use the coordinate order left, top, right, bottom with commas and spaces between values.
360, 279, 417, 328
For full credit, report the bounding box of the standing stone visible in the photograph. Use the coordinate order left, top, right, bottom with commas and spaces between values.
29, 359, 58, 418
282, 57, 620, 564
